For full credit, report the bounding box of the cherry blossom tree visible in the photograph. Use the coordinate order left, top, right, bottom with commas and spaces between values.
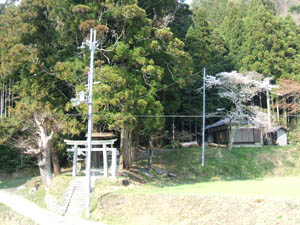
205, 71, 276, 150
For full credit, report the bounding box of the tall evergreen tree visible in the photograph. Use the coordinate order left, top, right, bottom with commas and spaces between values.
239, 0, 300, 79
220, 1, 247, 69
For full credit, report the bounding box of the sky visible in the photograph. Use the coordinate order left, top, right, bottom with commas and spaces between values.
185, 0, 193, 5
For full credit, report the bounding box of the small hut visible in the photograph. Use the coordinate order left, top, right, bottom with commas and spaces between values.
265, 127, 288, 146
206, 118, 262, 147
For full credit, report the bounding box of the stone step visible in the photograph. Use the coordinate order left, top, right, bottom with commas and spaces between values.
68, 201, 84, 204
64, 178, 87, 217
71, 195, 85, 198
68, 206, 84, 210
70, 198, 85, 201
70, 199, 84, 202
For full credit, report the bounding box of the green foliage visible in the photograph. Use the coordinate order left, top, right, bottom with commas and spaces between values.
290, 5, 300, 14
3, 0, 300, 171
220, 1, 246, 69
67, 1, 193, 136
0, 145, 36, 173
169, 3, 193, 40
287, 126, 300, 145
185, 8, 212, 70
194, 0, 229, 28
179, 7, 230, 123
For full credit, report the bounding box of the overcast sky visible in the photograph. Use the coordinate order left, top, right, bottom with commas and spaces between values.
185, 0, 193, 5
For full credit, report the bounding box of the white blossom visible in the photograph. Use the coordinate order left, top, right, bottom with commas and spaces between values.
205, 71, 276, 126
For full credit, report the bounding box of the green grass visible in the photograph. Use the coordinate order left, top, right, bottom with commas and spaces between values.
0, 176, 47, 207
15, 176, 47, 208
48, 174, 73, 212
1, 145, 300, 225
0, 170, 74, 212
0, 203, 37, 225
144, 145, 300, 182
90, 176, 300, 225
0, 177, 31, 189
119, 176, 300, 199
89, 145, 300, 225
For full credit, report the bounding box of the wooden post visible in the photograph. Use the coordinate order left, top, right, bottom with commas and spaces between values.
72, 145, 78, 177
266, 89, 271, 129
189, 120, 192, 141
103, 144, 108, 177
195, 122, 197, 142
260, 126, 264, 150
172, 117, 175, 141
111, 148, 116, 178
276, 98, 280, 123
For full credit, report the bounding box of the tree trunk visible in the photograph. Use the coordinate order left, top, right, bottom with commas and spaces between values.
35, 115, 54, 189
229, 121, 238, 151
189, 120, 192, 141
38, 143, 52, 189
172, 117, 175, 141
260, 126, 264, 149
284, 97, 288, 127
131, 130, 139, 162
148, 137, 154, 172
276, 98, 280, 123
259, 93, 262, 108
51, 147, 60, 176
1, 82, 3, 120
120, 126, 133, 170
266, 90, 271, 129
195, 123, 197, 142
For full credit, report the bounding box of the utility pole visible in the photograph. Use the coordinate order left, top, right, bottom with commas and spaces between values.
86, 28, 96, 219
71, 28, 97, 219
202, 67, 206, 167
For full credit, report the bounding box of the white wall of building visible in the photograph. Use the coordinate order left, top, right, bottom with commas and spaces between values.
277, 129, 287, 146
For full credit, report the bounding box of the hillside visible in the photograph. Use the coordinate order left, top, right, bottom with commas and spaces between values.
1, 145, 300, 224
88, 145, 300, 225
273, 0, 300, 24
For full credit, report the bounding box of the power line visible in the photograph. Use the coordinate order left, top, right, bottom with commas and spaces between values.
8, 50, 87, 90
136, 58, 231, 101
37, 57, 231, 106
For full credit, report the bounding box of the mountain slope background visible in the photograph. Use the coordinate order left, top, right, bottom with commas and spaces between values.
194, 0, 300, 25
273, 0, 300, 24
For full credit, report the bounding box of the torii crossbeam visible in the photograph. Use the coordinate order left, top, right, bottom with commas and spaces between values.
64, 139, 118, 178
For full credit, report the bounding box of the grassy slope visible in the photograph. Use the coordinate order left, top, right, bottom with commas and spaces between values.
150, 145, 300, 181
0, 203, 37, 225
0, 173, 72, 223
1, 145, 300, 224
0, 172, 72, 210
90, 145, 300, 225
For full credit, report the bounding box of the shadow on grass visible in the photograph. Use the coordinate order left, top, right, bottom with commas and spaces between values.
0, 176, 36, 189
0, 167, 74, 190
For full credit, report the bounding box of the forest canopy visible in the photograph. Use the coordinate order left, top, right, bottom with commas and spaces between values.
0, 0, 299, 185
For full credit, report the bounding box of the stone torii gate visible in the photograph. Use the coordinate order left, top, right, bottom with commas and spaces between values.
64, 139, 118, 178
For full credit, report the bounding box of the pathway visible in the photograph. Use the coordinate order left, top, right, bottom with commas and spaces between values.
0, 190, 105, 225
64, 177, 86, 217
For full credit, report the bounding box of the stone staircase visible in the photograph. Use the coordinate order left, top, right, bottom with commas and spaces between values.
64, 177, 86, 217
